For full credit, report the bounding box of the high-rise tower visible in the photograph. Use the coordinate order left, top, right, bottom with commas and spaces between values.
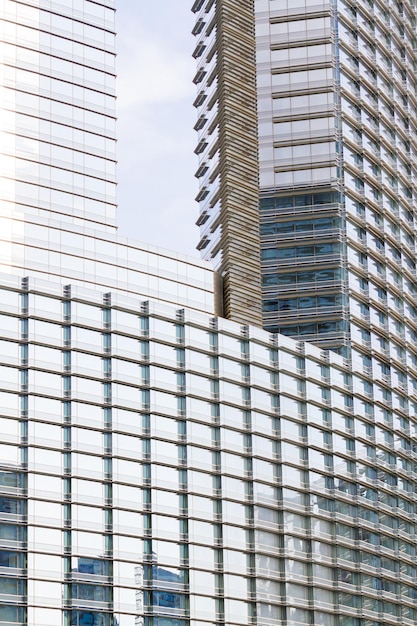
256, 0, 417, 367
256, 0, 344, 349
1, 2, 417, 626
0, 0, 214, 313
193, 0, 417, 361
0, 0, 118, 232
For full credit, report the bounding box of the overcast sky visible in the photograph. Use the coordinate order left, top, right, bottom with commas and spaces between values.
115, 1, 200, 257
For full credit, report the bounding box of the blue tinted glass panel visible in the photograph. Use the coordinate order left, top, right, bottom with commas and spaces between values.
0, 551, 25, 568
0, 606, 26, 622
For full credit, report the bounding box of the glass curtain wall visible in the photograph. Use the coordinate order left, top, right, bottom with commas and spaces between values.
0, 0, 117, 231
0, 276, 416, 625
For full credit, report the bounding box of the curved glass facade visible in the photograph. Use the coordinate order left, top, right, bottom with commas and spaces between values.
191, 1, 417, 624
0, 276, 416, 625
1, 1, 417, 625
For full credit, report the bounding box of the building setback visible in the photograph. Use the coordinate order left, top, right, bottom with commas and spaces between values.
0, 1, 416, 626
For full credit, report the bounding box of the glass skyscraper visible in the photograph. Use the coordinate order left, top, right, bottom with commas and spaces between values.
0, 1, 417, 626
256, 0, 417, 361
9, 272, 417, 626
192, 1, 417, 624
0, 0, 117, 231
194, 0, 417, 352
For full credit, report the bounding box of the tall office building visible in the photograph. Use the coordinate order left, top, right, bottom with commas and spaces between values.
0, 0, 214, 313
191, 2, 417, 625
1, 2, 417, 626
256, 0, 417, 360
193, 0, 417, 356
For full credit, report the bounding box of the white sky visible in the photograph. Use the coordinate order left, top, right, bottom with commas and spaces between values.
115, 1, 200, 257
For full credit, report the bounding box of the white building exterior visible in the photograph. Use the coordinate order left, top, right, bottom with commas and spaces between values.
0, 2, 416, 626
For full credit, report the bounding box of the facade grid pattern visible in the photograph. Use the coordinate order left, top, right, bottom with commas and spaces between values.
253, 0, 417, 363
0, 277, 416, 625
1, 1, 417, 626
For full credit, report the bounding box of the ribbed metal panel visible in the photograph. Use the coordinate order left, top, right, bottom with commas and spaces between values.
195, 0, 263, 327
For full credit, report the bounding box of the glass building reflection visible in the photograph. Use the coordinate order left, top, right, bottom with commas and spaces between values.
0, 1, 417, 626
0, 275, 415, 625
